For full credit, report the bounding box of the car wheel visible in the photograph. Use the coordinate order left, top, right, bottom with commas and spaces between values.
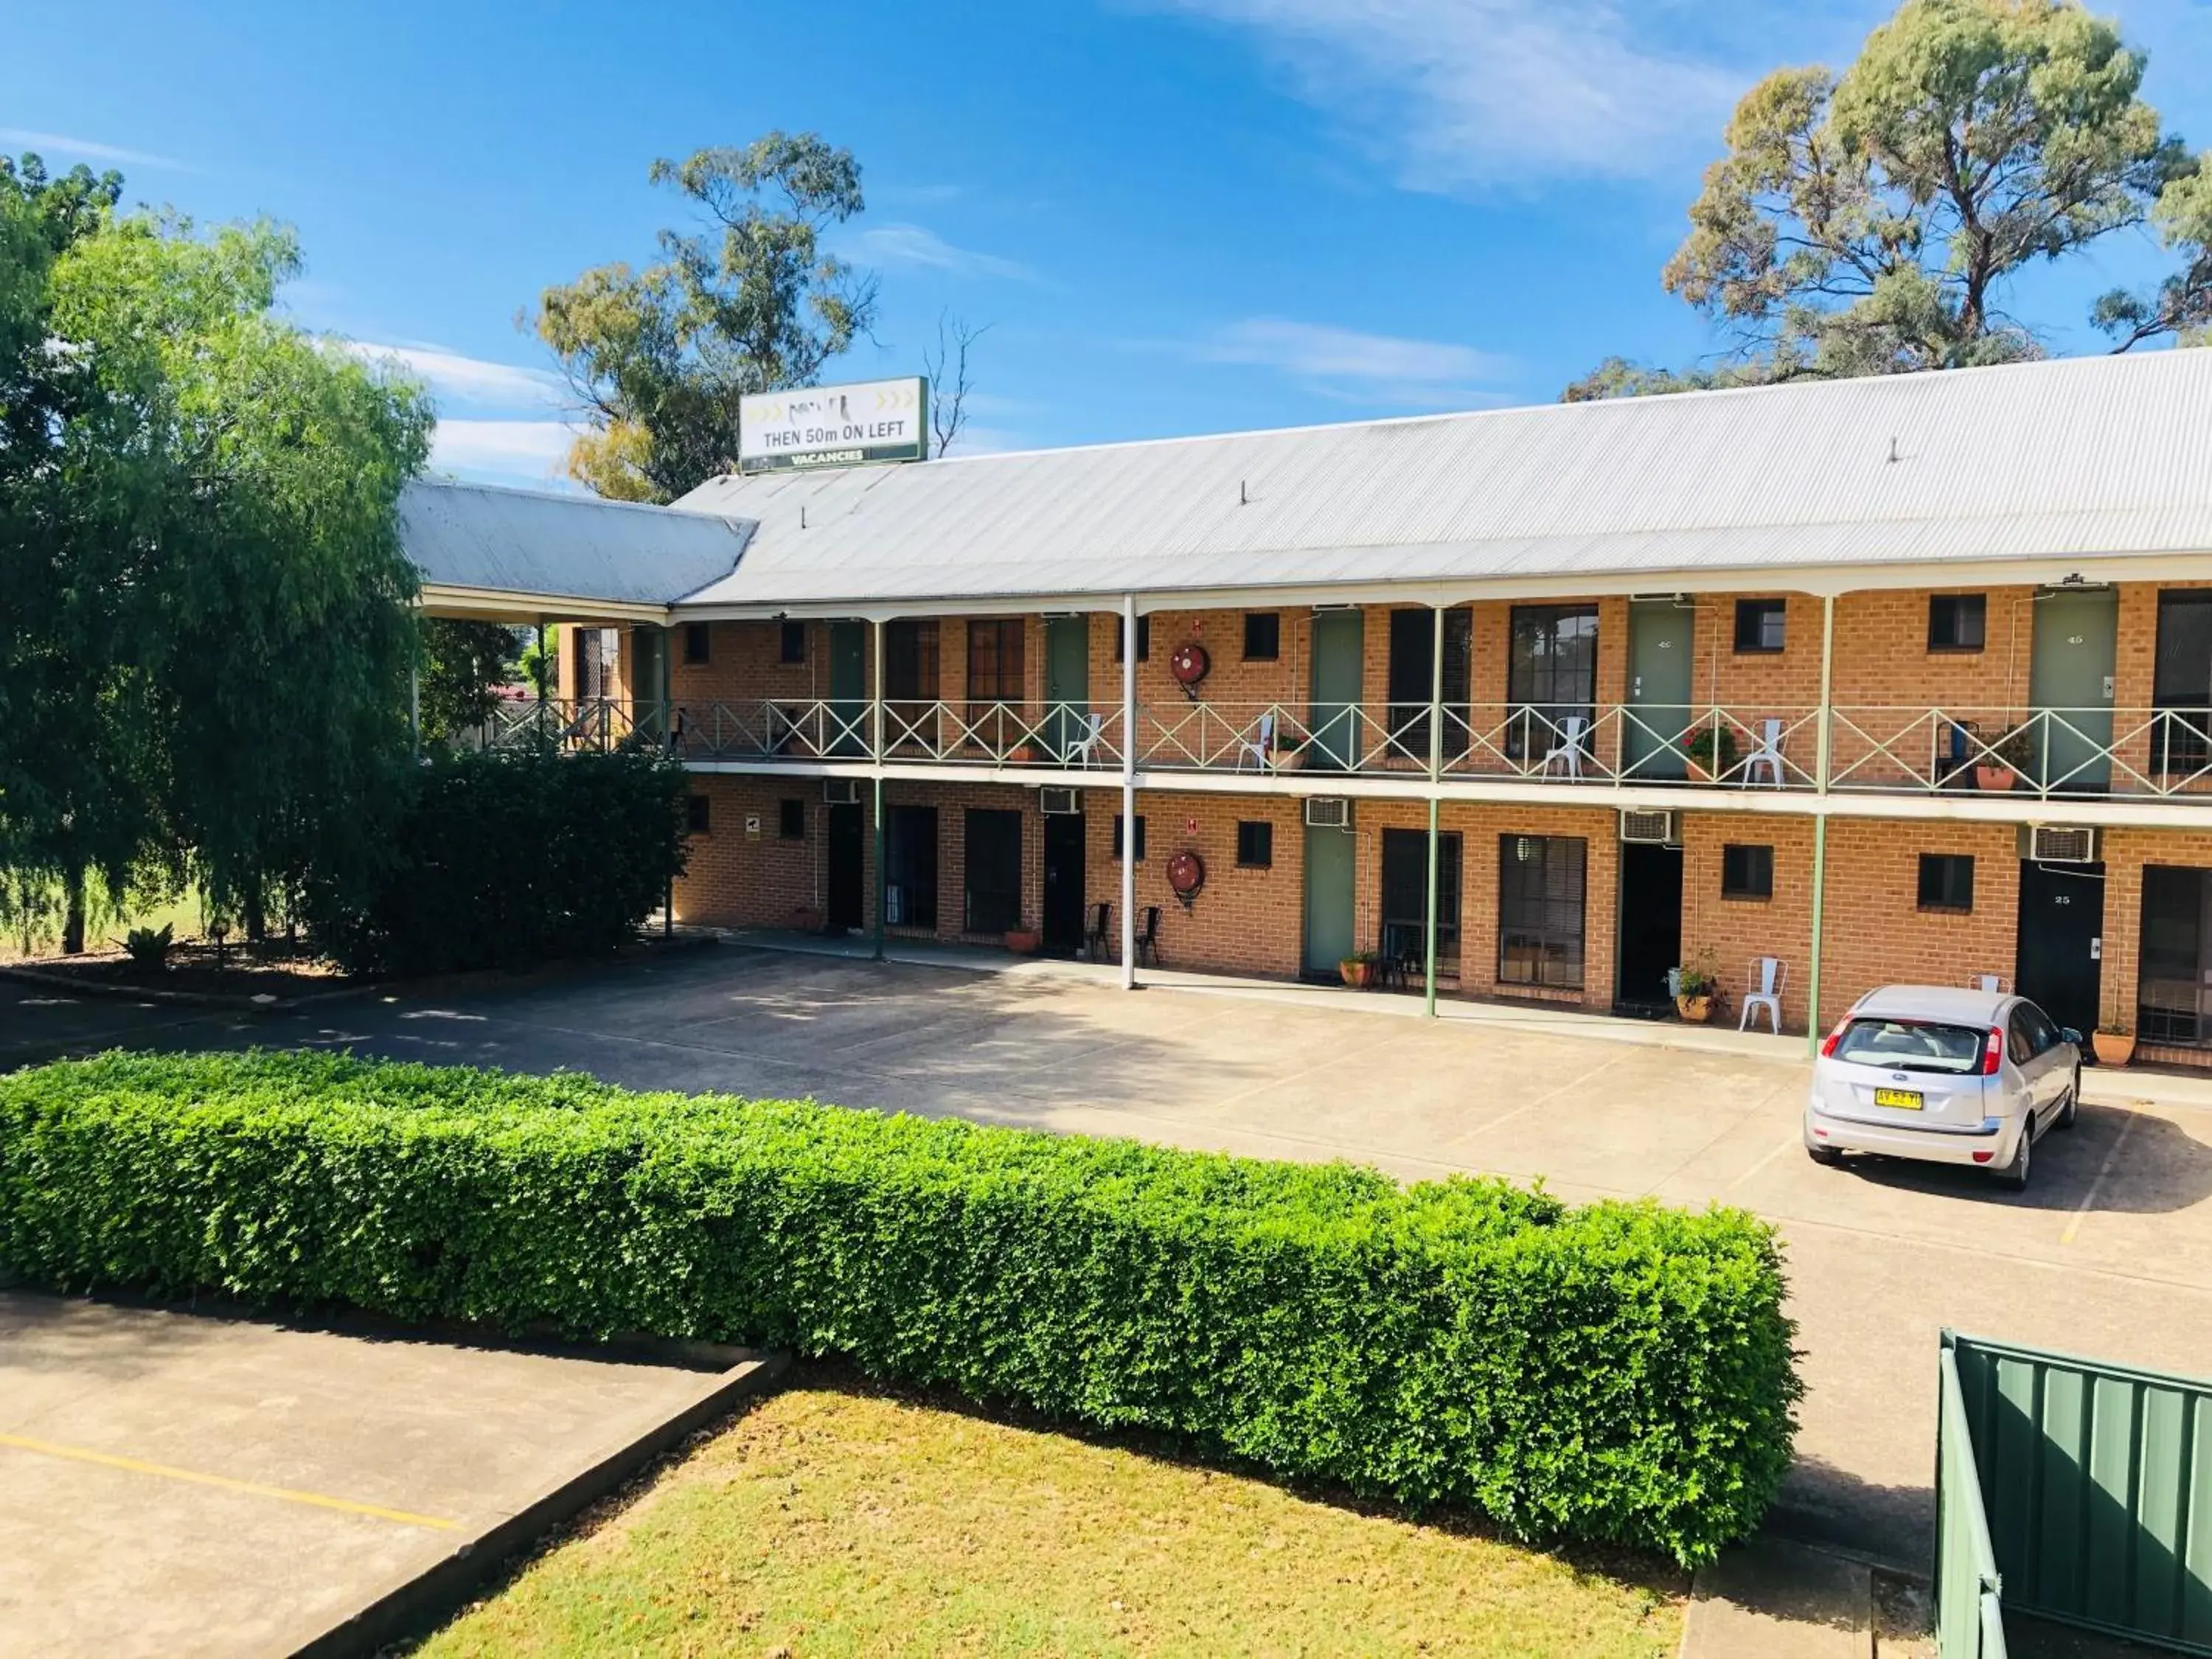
2058, 1067, 2080, 1130
1998, 1116, 2034, 1191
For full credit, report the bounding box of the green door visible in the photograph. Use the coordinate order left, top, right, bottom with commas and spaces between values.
1308, 610, 1364, 771
1046, 616, 1091, 762
829, 620, 866, 756
1624, 599, 1692, 779
1302, 820, 1356, 976
2029, 590, 2118, 791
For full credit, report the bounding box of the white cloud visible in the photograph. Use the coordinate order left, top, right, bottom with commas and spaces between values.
0, 128, 192, 173
849, 223, 1034, 281
1147, 0, 1742, 187
1194, 317, 1509, 405
428, 419, 584, 484
341, 341, 566, 412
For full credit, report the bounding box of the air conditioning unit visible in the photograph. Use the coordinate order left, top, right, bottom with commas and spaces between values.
821, 778, 860, 806
884, 885, 906, 926
1619, 808, 1679, 846
2029, 824, 2101, 864
1304, 796, 1351, 830
1039, 786, 1080, 816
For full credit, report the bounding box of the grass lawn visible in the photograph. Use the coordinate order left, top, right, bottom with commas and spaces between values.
420, 1377, 1685, 1658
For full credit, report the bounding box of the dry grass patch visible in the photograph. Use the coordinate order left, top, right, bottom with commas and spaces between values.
422, 1379, 1685, 1658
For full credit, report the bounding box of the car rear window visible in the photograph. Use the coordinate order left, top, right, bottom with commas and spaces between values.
1834, 1018, 1988, 1074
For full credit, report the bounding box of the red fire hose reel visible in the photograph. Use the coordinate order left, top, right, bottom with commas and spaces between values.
1166, 849, 1206, 908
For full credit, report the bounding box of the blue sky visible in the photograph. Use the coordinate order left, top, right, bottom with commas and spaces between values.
10, 0, 2212, 489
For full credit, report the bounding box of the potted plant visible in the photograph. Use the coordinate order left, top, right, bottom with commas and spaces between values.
1004, 926, 1043, 955
1339, 950, 1380, 989
789, 904, 825, 934
1683, 725, 1741, 785
1006, 740, 1041, 765
1672, 947, 1721, 1022
2093, 1008, 2136, 1068
1975, 724, 2033, 791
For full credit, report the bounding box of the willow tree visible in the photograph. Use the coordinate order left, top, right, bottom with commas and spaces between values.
0, 159, 431, 948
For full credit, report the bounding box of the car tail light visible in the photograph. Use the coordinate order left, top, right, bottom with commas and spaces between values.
1982, 1026, 2006, 1076
1818, 1018, 1850, 1059
1972, 1150, 1995, 1164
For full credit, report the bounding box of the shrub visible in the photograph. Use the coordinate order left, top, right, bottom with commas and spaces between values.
302, 745, 688, 976
119, 923, 175, 968
0, 1051, 1800, 1565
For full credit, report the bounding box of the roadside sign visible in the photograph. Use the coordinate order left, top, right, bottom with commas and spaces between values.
738, 378, 928, 473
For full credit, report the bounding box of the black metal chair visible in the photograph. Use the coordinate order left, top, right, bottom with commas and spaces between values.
1085, 902, 1111, 961
1135, 906, 1163, 967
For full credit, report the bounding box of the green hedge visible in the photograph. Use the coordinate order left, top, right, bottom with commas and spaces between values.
0, 1051, 1799, 1565
302, 745, 689, 976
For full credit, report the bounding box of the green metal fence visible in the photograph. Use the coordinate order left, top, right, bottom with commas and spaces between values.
1938, 1329, 2212, 1656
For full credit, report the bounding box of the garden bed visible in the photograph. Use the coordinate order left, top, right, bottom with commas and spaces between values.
0, 940, 360, 1004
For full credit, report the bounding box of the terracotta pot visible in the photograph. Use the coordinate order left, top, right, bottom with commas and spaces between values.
2093, 1030, 2136, 1068
1007, 744, 1040, 765
1975, 764, 2017, 792
1339, 959, 1374, 989
1675, 994, 1714, 1023
1004, 928, 1042, 955
790, 906, 824, 934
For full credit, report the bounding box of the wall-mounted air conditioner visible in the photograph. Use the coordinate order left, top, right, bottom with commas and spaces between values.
1304, 797, 1351, 830
1619, 809, 1679, 846
1039, 787, 1080, 816
2028, 824, 2101, 864
821, 779, 860, 806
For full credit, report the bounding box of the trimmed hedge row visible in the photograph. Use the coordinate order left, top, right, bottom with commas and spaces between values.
0, 1051, 1800, 1565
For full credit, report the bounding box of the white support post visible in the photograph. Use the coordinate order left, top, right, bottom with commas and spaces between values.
1807, 594, 1837, 1056
1424, 605, 1443, 1017
1121, 594, 1138, 990
872, 616, 886, 964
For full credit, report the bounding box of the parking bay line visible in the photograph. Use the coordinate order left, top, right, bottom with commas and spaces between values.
0, 1430, 461, 1530
2059, 1109, 2138, 1247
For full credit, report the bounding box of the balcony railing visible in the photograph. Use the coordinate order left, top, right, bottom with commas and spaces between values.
477, 697, 646, 752
655, 692, 2212, 807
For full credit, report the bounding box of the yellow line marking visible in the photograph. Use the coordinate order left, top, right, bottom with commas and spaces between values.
2059, 1108, 2136, 1247
0, 1431, 462, 1530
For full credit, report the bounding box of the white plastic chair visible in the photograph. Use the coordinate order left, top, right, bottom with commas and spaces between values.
1743, 719, 1787, 787
1739, 956, 1787, 1034
1237, 711, 1277, 772
1540, 714, 1590, 780
1066, 711, 1105, 767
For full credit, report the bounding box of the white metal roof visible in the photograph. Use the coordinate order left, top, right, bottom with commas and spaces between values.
670, 349, 2212, 610
399, 477, 751, 608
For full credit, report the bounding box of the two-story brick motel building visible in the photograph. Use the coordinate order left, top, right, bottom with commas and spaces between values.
401, 349, 2212, 1064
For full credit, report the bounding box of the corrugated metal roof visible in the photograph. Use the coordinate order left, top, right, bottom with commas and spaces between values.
400, 478, 751, 606
669, 349, 2212, 608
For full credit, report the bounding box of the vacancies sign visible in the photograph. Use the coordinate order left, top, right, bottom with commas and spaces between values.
737, 378, 930, 473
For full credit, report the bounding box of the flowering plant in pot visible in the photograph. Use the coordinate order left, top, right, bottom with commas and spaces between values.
1975, 724, 2034, 791
1683, 725, 1741, 785
1671, 947, 1722, 1022
2093, 1003, 2135, 1068
1338, 950, 1380, 989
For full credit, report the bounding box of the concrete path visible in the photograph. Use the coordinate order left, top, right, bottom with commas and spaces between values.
0, 1292, 776, 1659
13, 942, 2212, 1579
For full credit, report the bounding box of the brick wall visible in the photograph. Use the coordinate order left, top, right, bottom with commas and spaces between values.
1678, 812, 1818, 1030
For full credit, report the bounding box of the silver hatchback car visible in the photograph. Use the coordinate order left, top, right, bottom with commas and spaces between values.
1805, 985, 2080, 1189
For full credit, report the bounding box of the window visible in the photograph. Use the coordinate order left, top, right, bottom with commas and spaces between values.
1113, 613, 1150, 663
1505, 605, 1596, 763
682, 622, 712, 666
966, 618, 1026, 702
1917, 852, 1975, 911
886, 804, 939, 930
1721, 843, 1774, 900
1382, 829, 1461, 970
685, 794, 712, 835
1927, 594, 1986, 652
2153, 591, 2212, 775
885, 620, 940, 745
778, 620, 807, 664
577, 627, 619, 699
2140, 865, 2212, 1044
1112, 814, 1147, 861
1242, 613, 1281, 661
778, 799, 806, 841
1498, 835, 1585, 989
1389, 607, 1474, 760
1236, 821, 1273, 868
1734, 598, 1787, 653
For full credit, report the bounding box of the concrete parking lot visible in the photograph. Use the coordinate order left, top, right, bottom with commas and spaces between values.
9, 945, 2212, 1573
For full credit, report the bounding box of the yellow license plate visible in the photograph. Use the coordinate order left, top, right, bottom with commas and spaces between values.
1874, 1087, 1924, 1111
